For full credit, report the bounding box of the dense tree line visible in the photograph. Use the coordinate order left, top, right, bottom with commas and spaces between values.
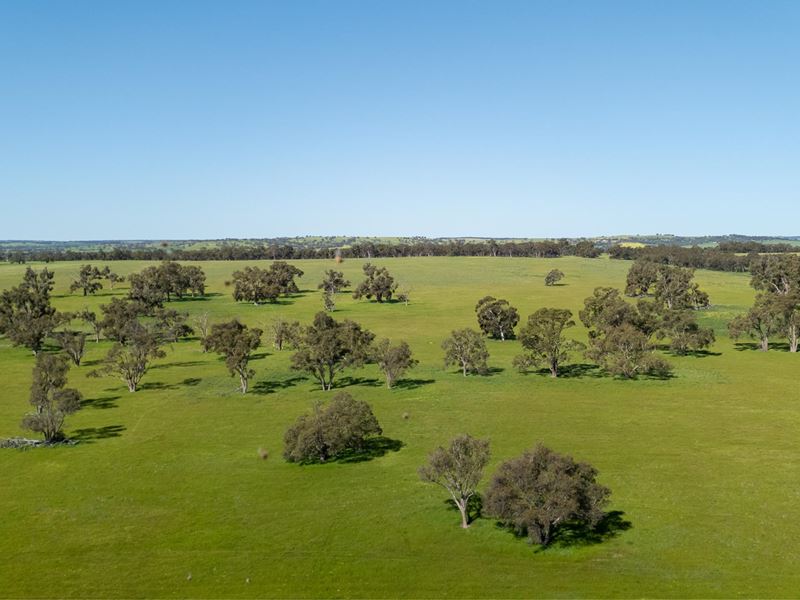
2, 239, 602, 263
608, 245, 752, 272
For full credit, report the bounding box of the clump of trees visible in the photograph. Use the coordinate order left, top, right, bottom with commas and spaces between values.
484, 444, 610, 547
128, 261, 206, 308
291, 312, 375, 390
352, 263, 397, 303
0, 267, 64, 354
203, 320, 263, 393
442, 328, 490, 376
283, 392, 382, 463
514, 308, 585, 377
579, 287, 674, 378
419, 434, 490, 528
625, 261, 709, 310
230, 262, 304, 304
544, 269, 564, 286
371, 339, 417, 388
21, 354, 82, 443
475, 296, 519, 341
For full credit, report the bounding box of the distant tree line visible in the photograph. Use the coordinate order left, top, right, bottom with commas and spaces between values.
2, 239, 602, 263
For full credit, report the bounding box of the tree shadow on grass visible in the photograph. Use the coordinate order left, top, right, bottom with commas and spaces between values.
338, 376, 383, 388
393, 378, 436, 390
444, 493, 483, 524
495, 510, 632, 551
523, 363, 601, 379
81, 395, 120, 410
151, 360, 207, 370
182, 377, 202, 386
138, 381, 178, 391
548, 510, 633, 549
664, 348, 723, 358
70, 424, 126, 443
251, 376, 306, 395
334, 436, 404, 464
734, 341, 789, 352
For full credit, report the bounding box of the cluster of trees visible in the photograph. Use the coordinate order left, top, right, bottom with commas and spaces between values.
229, 262, 303, 304
440, 263, 713, 379
3, 239, 603, 263
609, 245, 751, 272
69, 264, 123, 296
419, 434, 610, 547
729, 255, 800, 352
128, 261, 206, 307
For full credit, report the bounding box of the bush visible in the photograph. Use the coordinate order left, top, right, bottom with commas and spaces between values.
283, 393, 382, 463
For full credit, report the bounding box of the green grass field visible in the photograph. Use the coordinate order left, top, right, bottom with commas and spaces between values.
1, 256, 798, 598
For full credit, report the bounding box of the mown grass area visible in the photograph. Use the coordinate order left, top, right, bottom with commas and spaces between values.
1, 256, 797, 598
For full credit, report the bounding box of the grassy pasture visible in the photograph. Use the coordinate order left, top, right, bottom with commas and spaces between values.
1, 256, 798, 598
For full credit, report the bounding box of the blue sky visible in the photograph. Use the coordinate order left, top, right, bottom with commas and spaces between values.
1, 1, 799, 240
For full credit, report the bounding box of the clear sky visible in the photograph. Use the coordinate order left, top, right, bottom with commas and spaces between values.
1, 1, 799, 240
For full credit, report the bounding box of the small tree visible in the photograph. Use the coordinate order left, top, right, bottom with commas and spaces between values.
475, 296, 519, 341
442, 328, 489, 376
544, 269, 565, 286
318, 270, 350, 295
22, 354, 82, 443
69, 264, 104, 296
352, 263, 397, 303
53, 330, 87, 366
514, 308, 585, 377
283, 392, 383, 463
152, 308, 193, 343
78, 309, 102, 342
90, 325, 165, 392
322, 289, 336, 312
105, 270, 125, 290
484, 444, 610, 547
372, 339, 417, 388
193, 312, 211, 351
291, 312, 375, 390
419, 434, 490, 529
270, 318, 301, 351
203, 320, 262, 393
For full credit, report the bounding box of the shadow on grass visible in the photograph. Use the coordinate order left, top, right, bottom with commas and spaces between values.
734, 341, 789, 352
70, 424, 126, 443
151, 360, 207, 370
495, 510, 632, 550
334, 436, 404, 464
338, 376, 383, 388
522, 363, 601, 379
252, 376, 306, 395
444, 493, 483, 524
81, 395, 120, 410
393, 378, 436, 390
182, 377, 202, 386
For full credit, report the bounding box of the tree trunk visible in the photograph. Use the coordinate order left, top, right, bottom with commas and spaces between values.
462, 362, 468, 377
760, 336, 769, 352
549, 360, 558, 378
128, 381, 137, 392
240, 374, 248, 394
457, 500, 469, 528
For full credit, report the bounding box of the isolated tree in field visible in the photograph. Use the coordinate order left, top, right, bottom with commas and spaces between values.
270, 318, 301, 351
728, 294, 785, 352
419, 434, 490, 529
78, 309, 102, 342
585, 323, 672, 378
318, 269, 350, 295
90, 324, 166, 392
544, 269, 565, 286
291, 312, 375, 390
230, 262, 303, 304
352, 263, 397, 303
397, 288, 411, 306
749, 254, 800, 296
21, 354, 82, 443
53, 330, 87, 366
514, 308, 585, 377
0, 267, 63, 354
475, 296, 519, 341
98, 298, 145, 343
442, 328, 490, 376
203, 319, 262, 393
484, 444, 610, 547
193, 312, 211, 350
656, 310, 715, 354
372, 338, 417, 388
624, 260, 660, 297
283, 392, 382, 463
69, 264, 104, 296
